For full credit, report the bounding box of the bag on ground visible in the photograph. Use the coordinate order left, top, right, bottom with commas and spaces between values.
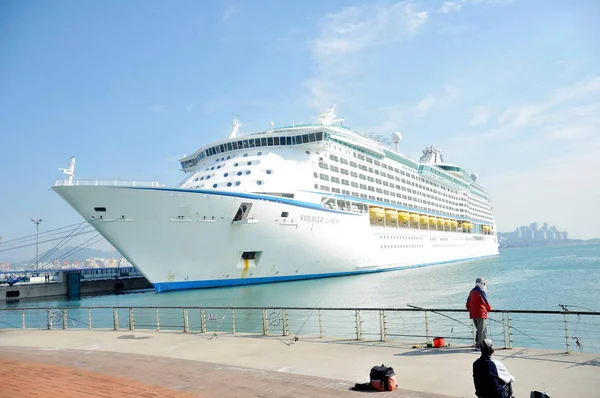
369, 364, 397, 391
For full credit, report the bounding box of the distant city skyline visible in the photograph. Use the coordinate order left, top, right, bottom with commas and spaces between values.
1, 0, 599, 255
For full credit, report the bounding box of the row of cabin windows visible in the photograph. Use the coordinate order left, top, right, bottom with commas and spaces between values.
195, 169, 273, 182
313, 180, 493, 221
181, 132, 325, 168
326, 155, 463, 203
315, 171, 464, 215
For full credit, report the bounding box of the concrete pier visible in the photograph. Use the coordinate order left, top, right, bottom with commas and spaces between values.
0, 271, 152, 301
0, 330, 597, 397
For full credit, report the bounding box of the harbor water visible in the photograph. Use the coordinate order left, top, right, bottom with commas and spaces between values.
2, 243, 599, 352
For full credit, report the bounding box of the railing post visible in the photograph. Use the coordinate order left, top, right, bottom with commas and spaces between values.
262, 309, 269, 336
63, 310, 68, 329
502, 312, 508, 349
88, 309, 92, 330
113, 308, 119, 331
318, 309, 323, 338
563, 313, 571, 354
200, 309, 206, 333
379, 310, 388, 342
283, 309, 289, 336
183, 308, 189, 332
507, 314, 513, 349
424, 311, 430, 344
231, 309, 235, 334
128, 308, 135, 331
47, 310, 52, 330
355, 310, 362, 340
156, 308, 160, 332
21, 310, 25, 330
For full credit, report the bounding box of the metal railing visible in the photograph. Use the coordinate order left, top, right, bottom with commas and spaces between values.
53, 180, 164, 187
1, 306, 598, 354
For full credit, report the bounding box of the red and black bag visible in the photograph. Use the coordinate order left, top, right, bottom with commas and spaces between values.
369, 364, 397, 391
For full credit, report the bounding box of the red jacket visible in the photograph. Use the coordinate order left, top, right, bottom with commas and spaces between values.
466, 287, 492, 319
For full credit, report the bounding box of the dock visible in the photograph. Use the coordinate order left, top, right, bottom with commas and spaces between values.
0, 330, 598, 397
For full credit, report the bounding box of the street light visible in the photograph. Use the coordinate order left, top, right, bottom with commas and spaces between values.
31, 218, 43, 271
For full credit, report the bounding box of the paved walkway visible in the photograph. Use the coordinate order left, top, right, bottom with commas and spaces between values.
1, 330, 599, 397
0, 346, 445, 398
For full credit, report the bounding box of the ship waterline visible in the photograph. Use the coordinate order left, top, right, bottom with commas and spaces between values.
52, 107, 499, 292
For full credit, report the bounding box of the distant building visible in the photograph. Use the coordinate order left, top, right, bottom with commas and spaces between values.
498, 222, 570, 247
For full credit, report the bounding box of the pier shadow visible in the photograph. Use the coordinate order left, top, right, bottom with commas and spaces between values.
394, 347, 477, 357
117, 334, 152, 340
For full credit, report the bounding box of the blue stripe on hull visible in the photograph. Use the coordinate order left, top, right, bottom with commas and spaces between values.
152, 254, 497, 292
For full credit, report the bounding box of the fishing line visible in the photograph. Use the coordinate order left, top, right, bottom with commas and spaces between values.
276, 293, 326, 347
407, 304, 472, 330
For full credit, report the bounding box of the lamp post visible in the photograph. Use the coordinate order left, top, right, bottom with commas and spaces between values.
31, 218, 43, 271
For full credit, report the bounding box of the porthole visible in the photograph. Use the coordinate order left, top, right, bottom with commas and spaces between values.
266, 170, 273, 175
234, 163, 238, 167
243, 153, 248, 157
200, 176, 204, 180
227, 182, 232, 187
217, 165, 221, 169
246, 171, 251, 175
213, 184, 217, 188
257, 180, 263, 185
313, 172, 318, 178
235, 181, 241, 186
257, 152, 263, 156
211, 167, 214, 170
224, 173, 229, 177
237, 171, 242, 176
194, 177, 199, 181
227, 156, 231, 160
306, 151, 310, 154
247, 161, 252, 165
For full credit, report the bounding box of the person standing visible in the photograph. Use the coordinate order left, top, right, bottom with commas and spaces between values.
466, 276, 492, 348
473, 339, 515, 398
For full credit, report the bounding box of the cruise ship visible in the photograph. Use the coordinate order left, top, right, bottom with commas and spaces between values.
52, 107, 499, 292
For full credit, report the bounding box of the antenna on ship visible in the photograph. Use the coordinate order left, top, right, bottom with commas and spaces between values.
391, 132, 403, 152
228, 114, 241, 139
58, 156, 76, 186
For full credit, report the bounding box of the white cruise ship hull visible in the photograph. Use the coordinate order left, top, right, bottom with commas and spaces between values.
53, 185, 499, 292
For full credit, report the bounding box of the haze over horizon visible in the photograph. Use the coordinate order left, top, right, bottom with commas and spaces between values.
1, 0, 599, 262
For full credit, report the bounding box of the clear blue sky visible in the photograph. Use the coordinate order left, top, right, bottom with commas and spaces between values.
1, 0, 599, 261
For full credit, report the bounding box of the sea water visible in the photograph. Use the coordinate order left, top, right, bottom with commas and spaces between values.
2, 243, 599, 352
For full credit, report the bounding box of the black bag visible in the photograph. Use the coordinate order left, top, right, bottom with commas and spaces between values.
369, 364, 397, 391
530, 392, 551, 398
370, 364, 395, 380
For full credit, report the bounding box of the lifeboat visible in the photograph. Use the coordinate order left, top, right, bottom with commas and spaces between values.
462, 222, 472, 230
445, 219, 452, 227
385, 209, 398, 224
437, 218, 445, 226
419, 215, 429, 223
369, 207, 385, 216
410, 213, 420, 222
451, 220, 458, 228
429, 217, 438, 227
398, 211, 410, 221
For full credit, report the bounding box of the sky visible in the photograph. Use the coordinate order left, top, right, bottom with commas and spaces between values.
1, 0, 599, 261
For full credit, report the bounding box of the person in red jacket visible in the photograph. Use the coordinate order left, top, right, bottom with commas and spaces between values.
466, 277, 492, 348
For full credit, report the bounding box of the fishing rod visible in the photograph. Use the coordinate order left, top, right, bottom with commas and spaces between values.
407, 304, 472, 330
277, 293, 326, 347
486, 317, 548, 349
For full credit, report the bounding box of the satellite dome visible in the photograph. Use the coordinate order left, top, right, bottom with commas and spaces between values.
391, 132, 403, 143
471, 173, 478, 181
